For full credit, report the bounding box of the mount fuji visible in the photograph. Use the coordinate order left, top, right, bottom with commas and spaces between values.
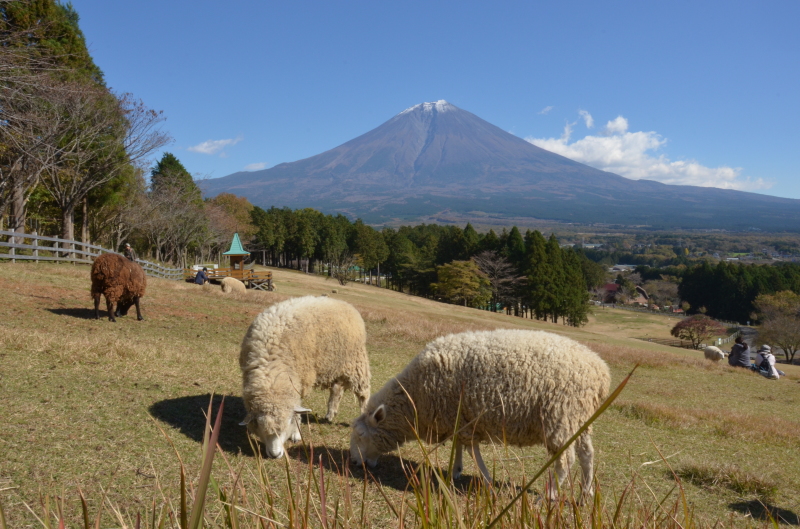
201, 101, 800, 230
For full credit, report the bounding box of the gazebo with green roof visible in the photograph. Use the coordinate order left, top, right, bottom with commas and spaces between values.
223, 232, 249, 278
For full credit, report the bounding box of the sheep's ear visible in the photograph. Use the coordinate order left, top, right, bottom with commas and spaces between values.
370, 404, 386, 425
239, 413, 254, 426
294, 406, 312, 414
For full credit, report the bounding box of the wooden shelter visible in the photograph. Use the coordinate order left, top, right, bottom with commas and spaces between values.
223, 232, 249, 278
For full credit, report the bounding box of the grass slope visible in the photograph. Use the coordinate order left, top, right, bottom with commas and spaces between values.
0, 263, 799, 526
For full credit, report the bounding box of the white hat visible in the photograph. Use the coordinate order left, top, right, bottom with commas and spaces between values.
758, 345, 771, 353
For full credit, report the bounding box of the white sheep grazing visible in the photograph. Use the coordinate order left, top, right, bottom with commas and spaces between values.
221, 276, 247, 294
350, 329, 610, 500
240, 295, 371, 458
703, 345, 726, 362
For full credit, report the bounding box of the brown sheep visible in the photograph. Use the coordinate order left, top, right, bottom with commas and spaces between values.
91, 253, 147, 322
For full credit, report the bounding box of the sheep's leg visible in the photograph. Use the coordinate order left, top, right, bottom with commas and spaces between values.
324, 382, 344, 422
93, 294, 101, 320
106, 297, 116, 322
134, 296, 144, 321
547, 444, 576, 501
289, 414, 302, 443
355, 387, 369, 413
451, 438, 464, 479
469, 443, 492, 486
576, 433, 595, 503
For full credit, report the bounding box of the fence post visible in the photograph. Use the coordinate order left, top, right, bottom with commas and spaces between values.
33, 231, 38, 263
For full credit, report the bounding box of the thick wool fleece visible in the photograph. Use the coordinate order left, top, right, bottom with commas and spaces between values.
240, 296, 371, 435
703, 346, 726, 362
361, 329, 610, 454
221, 276, 247, 294
90, 253, 146, 308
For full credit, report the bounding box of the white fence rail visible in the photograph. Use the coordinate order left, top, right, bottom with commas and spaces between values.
0, 229, 183, 280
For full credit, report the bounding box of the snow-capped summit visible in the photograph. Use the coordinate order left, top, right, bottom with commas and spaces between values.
399, 99, 453, 115
202, 100, 800, 231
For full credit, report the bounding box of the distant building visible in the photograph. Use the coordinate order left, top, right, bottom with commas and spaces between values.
609, 264, 634, 273
601, 283, 620, 303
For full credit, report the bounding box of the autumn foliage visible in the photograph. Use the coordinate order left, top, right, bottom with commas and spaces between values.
670, 314, 727, 349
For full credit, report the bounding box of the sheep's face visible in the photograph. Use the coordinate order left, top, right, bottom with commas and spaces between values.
241, 406, 309, 458
350, 404, 389, 468
117, 299, 133, 316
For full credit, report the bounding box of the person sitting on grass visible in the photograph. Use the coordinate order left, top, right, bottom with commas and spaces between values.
755, 345, 781, 380
728, 336, 752, 368
194, 267, 209, 285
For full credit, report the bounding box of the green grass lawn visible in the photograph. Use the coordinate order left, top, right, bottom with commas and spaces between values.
1, 262, 799, 527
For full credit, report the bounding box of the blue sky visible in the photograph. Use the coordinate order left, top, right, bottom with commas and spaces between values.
71, 0, 800, 198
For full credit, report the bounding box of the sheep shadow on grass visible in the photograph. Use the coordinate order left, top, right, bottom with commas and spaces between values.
728, 501, 799, 525
46, 307, 100, 319
149, 393, 255, 456
285, 444, 486, 493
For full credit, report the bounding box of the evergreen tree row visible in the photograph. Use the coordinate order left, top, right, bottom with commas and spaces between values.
678, 261, 800, 323
249, 206, 601, 326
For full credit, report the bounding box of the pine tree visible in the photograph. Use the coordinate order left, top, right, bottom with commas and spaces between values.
544, 234, 566, 323
150, 153, 201, 204
478, 229, 500, 253
562, 250, 591, 326
524, 230, 549, 320
463, 223, 479, 256
505, 226, 526, 269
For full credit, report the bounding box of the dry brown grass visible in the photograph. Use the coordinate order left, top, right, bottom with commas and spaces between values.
675, 462, 779, 501
589, 341, 710, 369
613, 400, 800, 445
354, 304, 514, 345
2, 263, 800, 527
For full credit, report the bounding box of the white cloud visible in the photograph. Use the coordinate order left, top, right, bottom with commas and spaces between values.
244, 162, 267, 171
526, 116, 770, 191
538, 105, 554, 115
188, 136, 242, 155
578, 109, 594, 128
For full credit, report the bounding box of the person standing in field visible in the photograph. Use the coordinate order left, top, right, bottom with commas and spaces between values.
728, 336, 752, 368
123, 243, 138, 262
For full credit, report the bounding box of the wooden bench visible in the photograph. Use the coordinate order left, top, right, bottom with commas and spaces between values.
185, 267, 273, 291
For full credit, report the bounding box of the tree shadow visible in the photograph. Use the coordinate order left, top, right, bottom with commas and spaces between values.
149, 393, 255, 456
729, 500, 800, 525
46, 307, 98, 319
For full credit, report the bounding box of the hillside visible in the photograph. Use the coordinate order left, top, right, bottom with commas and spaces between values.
202, 101, 800, 231
1, 263, 799, 526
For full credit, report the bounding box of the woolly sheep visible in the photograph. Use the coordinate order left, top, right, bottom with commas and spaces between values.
221, 276, 247, 294
350, 329, 610, 500
703, 345, 726, 362
240, 295, 371, 458
91, 253, 146, 322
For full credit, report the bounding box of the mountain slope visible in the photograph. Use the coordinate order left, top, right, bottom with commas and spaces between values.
202, 101, 800, 230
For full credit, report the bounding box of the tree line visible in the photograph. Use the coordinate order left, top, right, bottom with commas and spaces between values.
248, 206, 606, 326
677, 260, 800, 324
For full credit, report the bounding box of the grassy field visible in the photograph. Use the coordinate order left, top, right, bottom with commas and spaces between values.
1, 262, 799, 527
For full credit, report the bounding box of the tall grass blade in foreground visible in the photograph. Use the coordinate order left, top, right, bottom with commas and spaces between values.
486, 365, 638, 528
187, 395, 225, 529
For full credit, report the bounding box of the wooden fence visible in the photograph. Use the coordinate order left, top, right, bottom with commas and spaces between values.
0, 229, 184, 280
